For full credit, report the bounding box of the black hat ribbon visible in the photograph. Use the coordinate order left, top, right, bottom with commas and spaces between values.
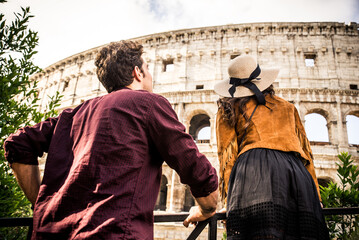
228, 64, 266, 105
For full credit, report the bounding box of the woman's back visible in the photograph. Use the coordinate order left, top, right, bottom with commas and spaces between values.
234, 95, 311, 164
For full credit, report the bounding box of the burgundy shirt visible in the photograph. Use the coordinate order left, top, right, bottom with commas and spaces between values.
4, 88, 218, 240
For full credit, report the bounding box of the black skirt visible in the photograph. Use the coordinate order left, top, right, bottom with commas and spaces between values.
226, 148, 329, 240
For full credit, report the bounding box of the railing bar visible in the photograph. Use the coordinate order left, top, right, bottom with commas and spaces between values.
154, 213, 188, 222
0, 217, 32, 227
208, 216, 217, 240
1, 207, 359, 240
323, 207, 359, 215
215, 212, 226, 220
186, 221, 208, 240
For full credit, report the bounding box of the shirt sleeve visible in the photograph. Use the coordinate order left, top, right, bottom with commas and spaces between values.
216, 108, 238, 204
147, 95, 218, 198
3, 117, 58, 166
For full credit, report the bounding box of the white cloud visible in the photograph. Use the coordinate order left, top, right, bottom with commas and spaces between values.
2, 0, 358, 67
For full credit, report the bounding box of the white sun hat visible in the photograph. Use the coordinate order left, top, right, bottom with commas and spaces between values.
214, 55, 279, 101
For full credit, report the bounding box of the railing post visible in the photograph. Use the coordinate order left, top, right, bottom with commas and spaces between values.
208, 216, 217, 240
27, 224, 33, 240
186, 221, 208, 240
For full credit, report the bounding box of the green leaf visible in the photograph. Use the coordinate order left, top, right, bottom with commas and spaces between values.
323, 152, 359, 238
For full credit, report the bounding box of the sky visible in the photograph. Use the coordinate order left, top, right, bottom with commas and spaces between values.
305, 114, 359, 145
2, 0, 359, 68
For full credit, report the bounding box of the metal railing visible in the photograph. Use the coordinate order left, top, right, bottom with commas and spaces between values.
1, 207, 358, 240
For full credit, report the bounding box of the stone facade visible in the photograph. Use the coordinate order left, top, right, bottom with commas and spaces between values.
32, 22, 359, 238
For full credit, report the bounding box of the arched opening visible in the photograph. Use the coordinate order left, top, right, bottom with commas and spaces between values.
346, 115, 359, 146
305, 113, 329, 144
154, 175, 168, 211
182, 185, 195, 212
189, 114, 210, 143
318, 178, 331, 188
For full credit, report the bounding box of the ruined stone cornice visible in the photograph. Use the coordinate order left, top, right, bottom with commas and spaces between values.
133, 22, 358, 46
160, 89, 214, 96
160, 88, 359, 96
313, 153, 359, 162
160, 90, 217, 104
279, 88, 359, 96
29, 21, 357, 79
159, 88, 359, 104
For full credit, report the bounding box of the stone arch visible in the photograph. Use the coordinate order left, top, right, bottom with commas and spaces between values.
304, 109, 330, 143
184, 109, 212, 127
306, 108, 330, 120
346, 110, 359, 118
188, 113, 211, 143
182, 185, 195, 212
183, 107, 217, 144
154, 175, 168, 211
345, 110, 359, 145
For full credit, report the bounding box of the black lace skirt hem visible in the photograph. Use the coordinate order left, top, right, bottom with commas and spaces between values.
226, 148, 329, 240
227, 201, 329, 240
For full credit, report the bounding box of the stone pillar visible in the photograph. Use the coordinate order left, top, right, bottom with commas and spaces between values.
168, 170, 176, 212
294, 91, 301, 114
336, 98, 349, 152
342, 120, 349, 147
177, 102, 185, 124
214, 37, 223, 81
327, 120, 338, 145
210, 118, 216, 144
336, 100, 349, 152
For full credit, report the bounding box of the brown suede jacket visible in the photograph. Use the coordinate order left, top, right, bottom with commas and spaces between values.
216, 95, 321, 205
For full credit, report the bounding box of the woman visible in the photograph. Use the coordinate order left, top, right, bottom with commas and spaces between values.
214, 55, 329, 239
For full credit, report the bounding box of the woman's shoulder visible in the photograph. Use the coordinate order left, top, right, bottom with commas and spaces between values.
269, 95, 294, 107
270, 95, 286, 102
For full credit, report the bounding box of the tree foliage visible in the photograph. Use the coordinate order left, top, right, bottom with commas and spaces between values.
0, 2, 62, 239
320, 152, 359, 239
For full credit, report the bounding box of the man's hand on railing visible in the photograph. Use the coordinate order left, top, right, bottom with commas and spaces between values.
183, 189, 218, 227
183, 205, 216, 227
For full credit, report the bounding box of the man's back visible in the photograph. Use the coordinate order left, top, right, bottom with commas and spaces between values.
5, 40, 218, 239
6, 88, 218, 239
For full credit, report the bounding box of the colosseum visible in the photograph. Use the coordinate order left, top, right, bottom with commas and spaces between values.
32, 22, 359, 239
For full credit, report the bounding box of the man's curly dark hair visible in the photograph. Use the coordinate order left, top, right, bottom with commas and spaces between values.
95, 41, 144, 93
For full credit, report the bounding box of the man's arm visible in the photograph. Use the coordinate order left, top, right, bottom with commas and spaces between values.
147, 95, 219, 224
11, 163, 41, 205
147, 95, 218, 199
183, 189, 218, 227
4, 117, 59, 205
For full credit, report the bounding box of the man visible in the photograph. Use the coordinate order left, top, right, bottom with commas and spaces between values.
4, 41, 218, 239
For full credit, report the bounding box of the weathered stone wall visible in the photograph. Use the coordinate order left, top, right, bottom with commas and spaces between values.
32, 22, 359, 232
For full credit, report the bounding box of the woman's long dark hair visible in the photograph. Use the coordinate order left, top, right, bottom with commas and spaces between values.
217, 85, 275, 127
